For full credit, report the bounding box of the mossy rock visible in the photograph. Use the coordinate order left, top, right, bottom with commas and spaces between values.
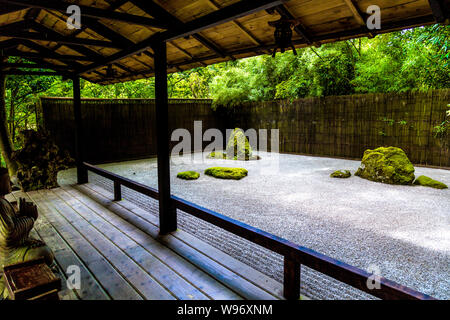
226, 128, 252, 160
413, 175, 448, 189
330, 170, 351, 178
177, 171, 200, 180
205, 167, 248, 180
355, 147, 415, 185
12, 129, 74, 192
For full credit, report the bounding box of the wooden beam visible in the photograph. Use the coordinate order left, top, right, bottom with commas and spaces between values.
153, 41, 177, 235
0, 30, 122, 49
130, 0, 229, 58
5, 49, 97, 62
72, 75, 88, 184
205, 0, 264, 46
0, 39, 21, 51
1, 0, 170, 29
2, 62, 72, 71
343, 0, 365, 25
342, 0, 374, 38
78, 0, 285, 74
0, 3, 25, 15
15, 38, 87, 75
29, 10, 136, 77
36, 3, 153, 75
4, 70, 61, 76
0, 19, 34, 33
162, 0, 287, 42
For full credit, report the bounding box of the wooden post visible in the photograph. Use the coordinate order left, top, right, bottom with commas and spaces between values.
153, 41, 177, 234
283, 257, 301, 300
72, 76, 88, 184
113, 181, 122, 201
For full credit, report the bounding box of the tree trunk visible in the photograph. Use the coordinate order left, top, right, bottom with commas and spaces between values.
0, 62, 18, 176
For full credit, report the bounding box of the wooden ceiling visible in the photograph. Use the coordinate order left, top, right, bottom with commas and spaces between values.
0, 0, 448, 84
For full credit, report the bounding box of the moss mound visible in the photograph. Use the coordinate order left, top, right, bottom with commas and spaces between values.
177, 171, 200, 180
205, 167, 248, 180
226, 128, 252, 160
355, 147, 415, 185
330, 170, 351, 178
413, 175, 448, 189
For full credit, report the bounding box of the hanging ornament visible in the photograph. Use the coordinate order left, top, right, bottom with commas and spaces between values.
106, 64, 116, 78
268, 18, 299, 58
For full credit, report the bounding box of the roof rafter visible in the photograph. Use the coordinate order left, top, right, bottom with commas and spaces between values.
342, 0, 374, 38
2, 62, 70, 71
206, 0, 264, 47
4, 69, 61, 76
34, 7, 147, 75
129, 0, 230, 58
0, 3, 25, 15
4, 48, 96, 62
0, 0, 170, 29
79, 0, 286, 74
0, 30, 122, 48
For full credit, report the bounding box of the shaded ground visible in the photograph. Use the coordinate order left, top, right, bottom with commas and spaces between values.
59, 152, 450, 299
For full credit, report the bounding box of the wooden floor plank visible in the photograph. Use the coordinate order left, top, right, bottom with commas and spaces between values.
25, 190, 144, 300
52, 187, 210, 300
79, 184, 280, 300
29, 228, 79, 301
84, 183, 283, 299
39, 188, 175, 300
63, 185, 243, 300
9, 192, 82, 300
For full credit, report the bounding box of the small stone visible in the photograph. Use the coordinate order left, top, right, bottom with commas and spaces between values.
330, 170, 351, 178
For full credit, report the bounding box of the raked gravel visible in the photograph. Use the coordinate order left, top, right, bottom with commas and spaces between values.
58, 152, 450, 300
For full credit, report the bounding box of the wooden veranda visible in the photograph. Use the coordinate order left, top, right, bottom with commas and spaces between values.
1, 0, 448, 300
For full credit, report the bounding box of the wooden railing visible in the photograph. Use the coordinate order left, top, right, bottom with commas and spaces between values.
83, 162, 436, 300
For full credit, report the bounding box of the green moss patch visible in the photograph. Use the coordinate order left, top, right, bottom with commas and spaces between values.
413, 175, 448, 189
205, 167, 248, 180
330, 170, 351, 178
177, 171, 200, 180
355, 147, 415, 185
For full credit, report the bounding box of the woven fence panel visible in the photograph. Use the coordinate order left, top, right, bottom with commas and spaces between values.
232, 89, 450, 167
39, 98, 218, 163
39, 89, 450, 167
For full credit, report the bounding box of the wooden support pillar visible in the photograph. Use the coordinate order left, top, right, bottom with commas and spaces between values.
113, 181, 122, 201
153, 41, 177, 234
72, 76, 88, 184
283, 257, 301, 300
